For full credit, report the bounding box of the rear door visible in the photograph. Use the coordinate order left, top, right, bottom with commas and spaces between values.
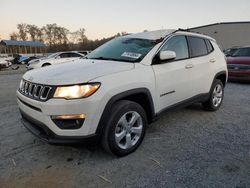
187, 36, 215, 95
152, 35, 193, 112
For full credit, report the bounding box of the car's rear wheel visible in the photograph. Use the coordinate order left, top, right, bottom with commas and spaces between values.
101, 100, 147, 157
202, 79, 224, 111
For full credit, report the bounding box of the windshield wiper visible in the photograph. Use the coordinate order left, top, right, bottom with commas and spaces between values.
90, 57, 134, 63
91, 57, 116, 61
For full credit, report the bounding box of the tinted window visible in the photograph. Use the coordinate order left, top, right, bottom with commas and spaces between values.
79, 51, 88, 55
205, 40, 214, 53
161, 36, 189, 60
188, 37, 208, 57
59, 53, 69, 58
232, 48, 250, 57
69, 53, 82, 57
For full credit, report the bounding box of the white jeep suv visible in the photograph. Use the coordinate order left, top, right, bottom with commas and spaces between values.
17, 29, 227, 156
27, 51, 85, 70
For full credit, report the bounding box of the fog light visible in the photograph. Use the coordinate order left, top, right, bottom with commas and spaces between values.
51, 114, 86, 129
51, 114, 86, 120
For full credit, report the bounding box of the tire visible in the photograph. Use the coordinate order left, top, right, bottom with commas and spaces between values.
101, 100, 147, 157
202, 79, 224, 111
42, 63, 51, 67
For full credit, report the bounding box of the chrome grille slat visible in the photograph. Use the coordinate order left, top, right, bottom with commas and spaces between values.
19, 79, 52, 101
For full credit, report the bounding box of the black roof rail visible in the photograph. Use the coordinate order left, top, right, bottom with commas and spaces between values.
178, 28, 189, 32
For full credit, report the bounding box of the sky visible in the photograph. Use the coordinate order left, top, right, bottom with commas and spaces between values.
0, 0, 250, 40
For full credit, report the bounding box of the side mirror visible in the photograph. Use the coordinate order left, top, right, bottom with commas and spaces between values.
56, 56, 61, 59
159, 50, 176, 61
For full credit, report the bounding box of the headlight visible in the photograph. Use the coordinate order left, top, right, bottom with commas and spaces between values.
53, 83, 100, 99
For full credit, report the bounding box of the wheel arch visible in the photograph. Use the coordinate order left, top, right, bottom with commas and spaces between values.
214, 71, 227, 87
96, 88, 155, 135
42, 62, 51, 67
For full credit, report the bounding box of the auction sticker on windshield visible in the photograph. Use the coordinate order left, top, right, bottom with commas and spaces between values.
121, 52, 142, 59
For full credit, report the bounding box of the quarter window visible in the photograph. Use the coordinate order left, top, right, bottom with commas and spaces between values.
160, 36, 189, 60
188, 37, 208, 57
205, 40, 214, 53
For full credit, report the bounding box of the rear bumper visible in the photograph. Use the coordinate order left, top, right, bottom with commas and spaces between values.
20, 109, 99, 144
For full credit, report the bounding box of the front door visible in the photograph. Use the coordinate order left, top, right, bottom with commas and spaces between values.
152, 35, 193, 112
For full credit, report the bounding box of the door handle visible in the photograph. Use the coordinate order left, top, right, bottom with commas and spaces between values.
209, 59, 216, 63
185, 64, 193, 69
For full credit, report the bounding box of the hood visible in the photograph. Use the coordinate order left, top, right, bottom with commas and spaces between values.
23, 59, 134, 85
227, 57, 250, 65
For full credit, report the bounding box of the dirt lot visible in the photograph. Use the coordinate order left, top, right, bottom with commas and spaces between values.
0, 69, 250, 188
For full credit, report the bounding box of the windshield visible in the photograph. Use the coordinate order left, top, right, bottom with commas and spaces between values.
232, 48, 250, 57
47, 53, 59, 59
86, 37, 158, 63
224, 48, 238, 57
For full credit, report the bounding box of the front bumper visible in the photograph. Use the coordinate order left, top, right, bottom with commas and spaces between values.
20, 109, 98, 144
17, 90, 105, 137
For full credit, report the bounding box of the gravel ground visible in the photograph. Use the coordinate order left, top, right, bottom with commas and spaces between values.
0, 72, 249, 188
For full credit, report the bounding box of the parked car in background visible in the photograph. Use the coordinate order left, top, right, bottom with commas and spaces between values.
0, 58, 12, 70
11, 54, 29, 64
77, 50, 91, 56
26, 51, 85, 70
17, 29, 227, 156
21, 56, 40, 64
227, 46, 250, 81
223, 47, 239, 57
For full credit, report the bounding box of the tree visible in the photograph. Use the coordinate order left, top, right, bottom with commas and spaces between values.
9, 32, 19, 40
71, 28, 88, 45
26, 24, 43, 41
17, 23, 28, 41
78, 28, 88, 44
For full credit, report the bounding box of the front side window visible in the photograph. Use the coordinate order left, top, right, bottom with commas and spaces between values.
47, 53, 59, 59
188, 36, 208, 57
87, 37, 158, 63
160, 35, 189, 60
232, 47, 250, 57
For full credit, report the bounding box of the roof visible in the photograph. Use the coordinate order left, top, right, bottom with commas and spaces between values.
0, 40, 45, 47
189, 21, 250, 30
122, 29, 215, 41
123, 29, 176, 40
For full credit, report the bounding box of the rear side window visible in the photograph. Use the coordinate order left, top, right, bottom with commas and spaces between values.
59, 53, 70, 58
205, 40, 214, 53
161, 35, 189, 60
188, 36, 208, 57
69, 53, 82, 57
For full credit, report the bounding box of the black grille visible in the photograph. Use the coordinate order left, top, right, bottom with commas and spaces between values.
227, 64, 250, 71
19, 79, 53, 101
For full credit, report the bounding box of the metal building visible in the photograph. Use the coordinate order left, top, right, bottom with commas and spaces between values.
0, 40, 46, 55
188, 22, 250, 50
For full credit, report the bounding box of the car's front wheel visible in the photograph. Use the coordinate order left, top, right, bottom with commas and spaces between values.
102, 100, 147, 157
202, 79, 224, 111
